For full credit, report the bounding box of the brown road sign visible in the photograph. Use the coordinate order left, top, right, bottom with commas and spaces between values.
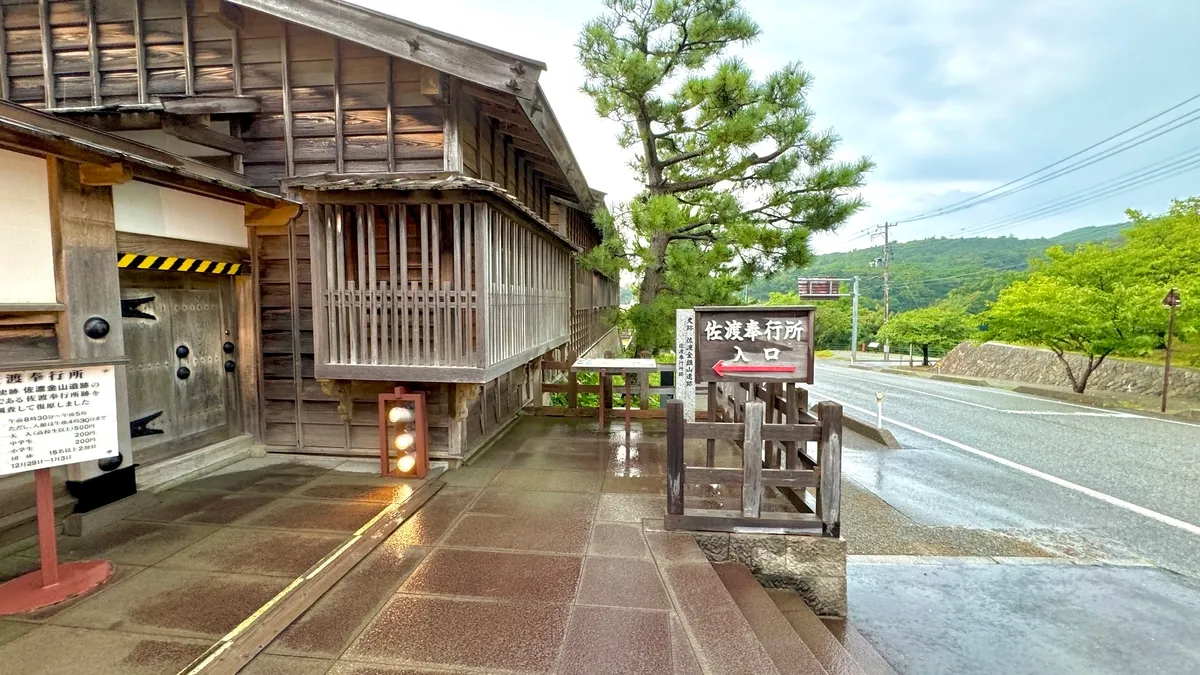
695, 306, 815, 384
1163, 289, 1181, 307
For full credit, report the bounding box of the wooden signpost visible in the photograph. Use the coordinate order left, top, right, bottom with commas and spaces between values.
0, 359, 120, 615
695, 306, 816, 385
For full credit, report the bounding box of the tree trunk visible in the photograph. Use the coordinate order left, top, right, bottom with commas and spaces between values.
921, 344, 930, 367
1075, 353, 1110, 394
630, 231, 671, 355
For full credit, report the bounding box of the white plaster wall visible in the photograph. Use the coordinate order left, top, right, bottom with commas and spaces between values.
0, 150, 55, 304
113, 181, 246, 248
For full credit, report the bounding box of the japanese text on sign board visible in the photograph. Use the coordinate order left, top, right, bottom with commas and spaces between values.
0, 366, 119, 477
694, 307, 815, 384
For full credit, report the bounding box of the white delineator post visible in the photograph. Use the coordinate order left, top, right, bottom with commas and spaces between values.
875, 391, 884, 429
675, 309, 697, 421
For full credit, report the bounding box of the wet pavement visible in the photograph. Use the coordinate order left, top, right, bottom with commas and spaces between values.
811, 363, 1200, 675
0, 456, 424, 674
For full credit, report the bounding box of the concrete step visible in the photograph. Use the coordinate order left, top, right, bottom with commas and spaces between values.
713, 563, 829, 674
767, 588, 893, 675
647, 531, 782, 675
820, 618, 898, 675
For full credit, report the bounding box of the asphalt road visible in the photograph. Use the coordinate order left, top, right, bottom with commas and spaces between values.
811, 362, 1200, 674
812, 362, 1200, 574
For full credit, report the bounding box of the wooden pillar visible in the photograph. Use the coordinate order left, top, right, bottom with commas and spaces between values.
666, 399, 685, 516
530, 356, 543, 406
47, 158, 132, 476
742, 400, 764, 518
816, 401, 843, 537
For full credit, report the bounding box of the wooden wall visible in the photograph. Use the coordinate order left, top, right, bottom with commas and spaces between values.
256, 207, 526, 459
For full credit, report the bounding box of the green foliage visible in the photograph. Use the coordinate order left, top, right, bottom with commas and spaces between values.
745, 223, 1126, 313
985, 200, 1200, 392
578, 0, 872, 353
877, 304, 977, 365
760, 291, 883, 350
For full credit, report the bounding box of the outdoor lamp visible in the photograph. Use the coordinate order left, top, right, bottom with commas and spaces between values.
377, 387, 428, 479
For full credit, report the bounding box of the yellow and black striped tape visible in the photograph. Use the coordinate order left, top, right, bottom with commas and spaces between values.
117, 253, 246, 276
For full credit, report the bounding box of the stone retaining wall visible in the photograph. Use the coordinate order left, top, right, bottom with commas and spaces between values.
939, 342, 1200, 400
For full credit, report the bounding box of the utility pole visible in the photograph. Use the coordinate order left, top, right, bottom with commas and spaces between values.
1162, 288, 1180, 413
882, 221, 891, 321
850, 276, 860, 363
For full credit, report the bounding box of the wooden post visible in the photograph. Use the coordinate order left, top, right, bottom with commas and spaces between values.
598, 368, 606, 431
706, 381, 716, 467
765, 383, 779, 469
784, 383, 798, 470
530, 356, 543, 406
623, 369, 631, 434
798, 387, 810, 416
742, 400, 764, 518
34, 469, 58, 588
666, 399, 685, 516
816, 401, 843, 537
567, 370, 578, 408
639, 367, 651, 411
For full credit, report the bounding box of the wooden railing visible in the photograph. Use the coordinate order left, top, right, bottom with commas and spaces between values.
309, 197, 571, 382
664, 394, 842, 537
534, 358, 676, 414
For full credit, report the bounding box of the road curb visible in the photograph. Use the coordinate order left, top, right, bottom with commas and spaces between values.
843, 413, 901, 449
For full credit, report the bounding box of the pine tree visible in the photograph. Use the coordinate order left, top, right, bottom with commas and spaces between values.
577, 0, 873, 352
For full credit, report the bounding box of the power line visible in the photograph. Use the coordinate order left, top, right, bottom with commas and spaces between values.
895, 91, 1200, 224
952, 145, 1200, 237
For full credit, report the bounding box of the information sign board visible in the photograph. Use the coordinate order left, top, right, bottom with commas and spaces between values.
695, 306, 815, 384
0, 365, 119, 477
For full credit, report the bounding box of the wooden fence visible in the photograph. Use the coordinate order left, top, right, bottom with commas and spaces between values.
664, 394, 842, 537
532, 357, 677, 416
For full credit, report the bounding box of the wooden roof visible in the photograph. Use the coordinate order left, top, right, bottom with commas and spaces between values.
229, 0, 598, 209
0, 100, 296, 212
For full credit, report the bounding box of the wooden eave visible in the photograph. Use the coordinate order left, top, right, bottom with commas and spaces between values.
228, 0, 543, 100
283, 172, 580, 251
0, 100, 297, 214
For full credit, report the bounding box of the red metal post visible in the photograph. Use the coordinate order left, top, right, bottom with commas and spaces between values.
34, 469, 59, 588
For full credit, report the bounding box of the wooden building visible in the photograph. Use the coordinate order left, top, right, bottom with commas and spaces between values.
0, 0, 618, 535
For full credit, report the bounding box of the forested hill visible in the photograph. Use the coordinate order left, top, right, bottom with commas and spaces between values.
745, 223, 1128, 313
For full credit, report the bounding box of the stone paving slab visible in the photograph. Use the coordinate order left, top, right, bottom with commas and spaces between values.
241, 654, 335, 675
129, 490, 278, 525
288, 474, 419, 503
469, 486, 598, 520
588, 522, 652, 558
45, 520, 220, 566
47, 567, 290, 639
490, 468, 605, 493
576, 556, 671, 610
266, 542, 429, 660
401, 547, 583, 604
343, 595, 572, 673
234, 497, 393, 533
442, 512, 592, 555
556, 605, 672, 675
0, 624, 210, 674
157, 527, 347, 578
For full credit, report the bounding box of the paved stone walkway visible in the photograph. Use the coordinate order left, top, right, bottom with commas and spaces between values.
0, 456, 424, 675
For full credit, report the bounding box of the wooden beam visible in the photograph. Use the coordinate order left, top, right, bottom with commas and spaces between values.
163, 115, 247, 154
0, 4, 8, 101
245, 202, 301, 227
385, 58, 395, 172
38, 0, 53, 108
226, 0, 543, 101
133, 0, 147, 103
280, 24, 295, 177
79, 162, 133, 186
444, 78, 462, 173
333, 40, 343, 173
203, 0, 245, 30
181, 0, 196, 96
115, 231, 247, 264
161, 96, 262, 116
85, 0, 100, 106
419, 67, 441, 98
518, 86, 593, 206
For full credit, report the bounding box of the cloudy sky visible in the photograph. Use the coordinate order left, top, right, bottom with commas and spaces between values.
352, 0, 1200, 253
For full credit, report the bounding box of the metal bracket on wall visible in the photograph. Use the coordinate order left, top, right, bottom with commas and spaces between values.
121, 296, 157, 320
130, 411, 165, 438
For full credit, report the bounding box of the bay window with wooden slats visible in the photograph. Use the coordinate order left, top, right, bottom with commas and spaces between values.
307, 192, 573, 382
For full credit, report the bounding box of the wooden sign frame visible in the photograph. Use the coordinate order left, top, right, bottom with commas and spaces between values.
694, 306, 816, 385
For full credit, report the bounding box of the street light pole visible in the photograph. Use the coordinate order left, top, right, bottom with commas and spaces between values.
1162, 288, 1180, 413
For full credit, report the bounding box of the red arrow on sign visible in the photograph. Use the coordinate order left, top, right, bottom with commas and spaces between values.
713, 361, 797, 377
